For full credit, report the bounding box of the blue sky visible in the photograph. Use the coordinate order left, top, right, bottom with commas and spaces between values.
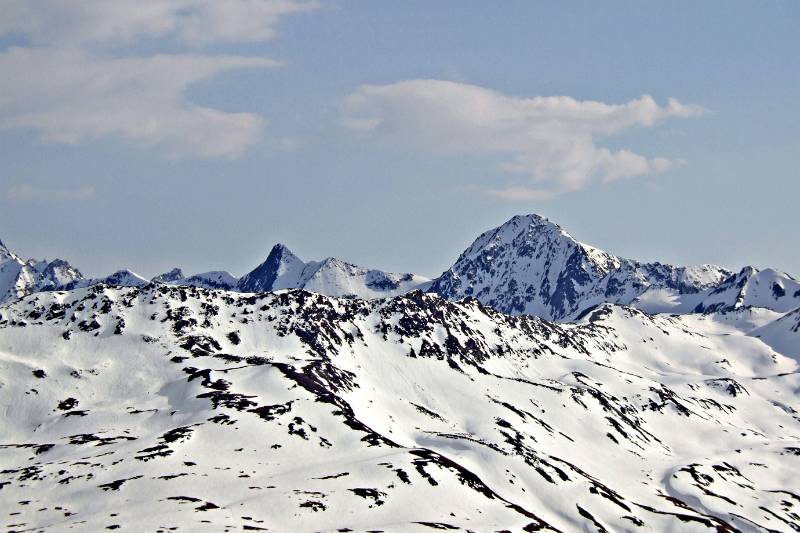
0, 1, 798, 279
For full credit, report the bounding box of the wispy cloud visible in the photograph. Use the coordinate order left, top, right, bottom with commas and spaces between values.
0, 48, 277, 158
0, 0, 318, 158
7, 184, 96, 202
0, 0, 320, 47
343, 79, 704, 200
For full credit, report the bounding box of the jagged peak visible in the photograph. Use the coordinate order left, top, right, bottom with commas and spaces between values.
738, 266, 759, 278
267, 242, 300, 261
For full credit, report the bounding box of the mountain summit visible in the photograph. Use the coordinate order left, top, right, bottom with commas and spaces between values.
429, 214, 755, 320
237, 243, 306, 293
430, 214, 622, 318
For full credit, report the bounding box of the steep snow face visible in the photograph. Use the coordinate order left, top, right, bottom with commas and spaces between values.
0, 285, 798, 531
0, 240, 83, 303
749, 306, 800, 361
695, 267, 800, 314
238, 243, 430, 298
299, 257, 431, 299
430, 214, 734, 320
182, 271, 238, 290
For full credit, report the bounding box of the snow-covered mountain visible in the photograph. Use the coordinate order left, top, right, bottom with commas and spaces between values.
0, 239, 83, 303
237, 243, 430, 298
153, 267, 239, 290
430, 214, 798, 320
694, 266, 800, 314
5, 215, 798, 320
0, 284, 798, 531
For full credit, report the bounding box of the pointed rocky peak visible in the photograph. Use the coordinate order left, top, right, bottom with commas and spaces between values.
152, 268, 185, 283
36, 259, 84, 290
430, 214, 622, 318
237, 243, 306, 293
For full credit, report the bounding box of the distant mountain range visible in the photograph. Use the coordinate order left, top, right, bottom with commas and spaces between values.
3, 214, 798, 321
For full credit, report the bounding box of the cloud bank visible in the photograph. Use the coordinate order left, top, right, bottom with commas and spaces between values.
0, 0, 318, 158
344, 80, 703, 199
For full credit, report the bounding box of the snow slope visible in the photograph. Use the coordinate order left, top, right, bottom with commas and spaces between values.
1, 284, 798, 532
749, 307, 800, 362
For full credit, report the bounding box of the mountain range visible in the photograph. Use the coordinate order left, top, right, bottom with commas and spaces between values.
1, 215, 799, 531
3, 214, 798, 321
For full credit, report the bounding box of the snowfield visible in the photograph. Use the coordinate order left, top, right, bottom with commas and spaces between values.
1, 284, 798, 532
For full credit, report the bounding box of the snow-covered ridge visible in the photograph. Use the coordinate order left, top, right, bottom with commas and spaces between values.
0, 284, 797, 531
0, 239, 430, 304
2, 214, 798, 321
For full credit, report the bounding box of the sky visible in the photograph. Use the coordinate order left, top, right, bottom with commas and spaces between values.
0, 1, 798, 279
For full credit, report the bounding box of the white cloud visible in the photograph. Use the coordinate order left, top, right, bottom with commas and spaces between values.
0, 0, 320, 47
7, 184, 96, 202
0, 0, 317, 158
343, 80, 704, 199
0, 47, 277, 158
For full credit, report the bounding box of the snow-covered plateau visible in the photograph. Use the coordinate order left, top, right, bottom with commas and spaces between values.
1, 215, 798, 532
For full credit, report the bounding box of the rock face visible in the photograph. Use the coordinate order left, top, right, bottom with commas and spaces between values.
0, 284, 797, 531
429, 214, 800, 320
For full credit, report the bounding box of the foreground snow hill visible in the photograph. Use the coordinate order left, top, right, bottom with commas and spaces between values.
1, 284, 799, 531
